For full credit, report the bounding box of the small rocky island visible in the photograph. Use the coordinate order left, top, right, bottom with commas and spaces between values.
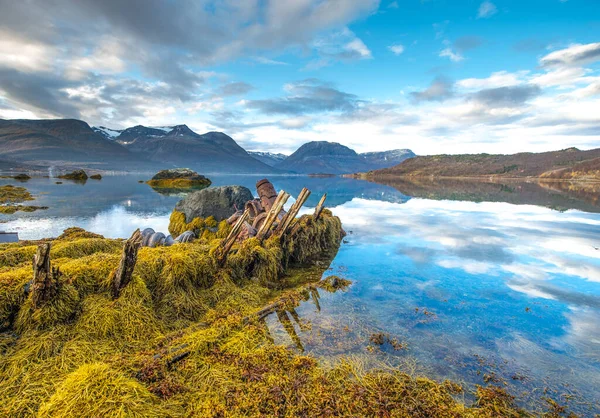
57, 169, 89, 181
146, 168, 211, 191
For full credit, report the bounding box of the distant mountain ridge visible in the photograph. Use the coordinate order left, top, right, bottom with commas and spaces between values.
107, 124, 278, 173
274, 141, 415, 174
248, 151, 288, 166
0, 118, 146, 169
1, 118, 415, 175
362, 147, 600, 181
0, 119, 279, 173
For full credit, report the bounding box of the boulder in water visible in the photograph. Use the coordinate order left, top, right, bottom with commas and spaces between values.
175, 185, 253, 222
58, 170, 88, 181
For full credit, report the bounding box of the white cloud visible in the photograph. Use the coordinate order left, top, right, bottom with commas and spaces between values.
0, 31, 55, 72
457, 71, 529, 90
540, 42, 600, 68
388, 44, 405, 55
439, 47, 464, 62
477, 1, 498, 18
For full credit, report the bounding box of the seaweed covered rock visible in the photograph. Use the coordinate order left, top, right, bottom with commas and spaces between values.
0, 184, 47, 214
174, 185, 253, 223
146, 168, 211, 189
89, 174, 102, 180
58, 169, 88, 181
13, 174, 31, 181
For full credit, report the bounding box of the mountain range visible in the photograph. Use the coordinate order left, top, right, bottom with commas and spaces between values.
274, 141, 415, 174
0, 118, 415, 175
248, 151, 288, 167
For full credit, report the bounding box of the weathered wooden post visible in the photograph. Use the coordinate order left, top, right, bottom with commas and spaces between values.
313, 193, 327, 220
275, 188, 311, 236
31, 243, 60, 308
256, 190, 290, 241
217, 209, 250, 265
111, 229, 143, 299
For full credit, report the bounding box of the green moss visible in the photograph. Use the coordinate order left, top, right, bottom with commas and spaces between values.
168, 210, 226, 238
57, 227, 104, 241
0, 184, 34, 204
0, 205, 48, 214
37, 363, 166, 418
0, 244, 37, 268
15, 282, 80, 333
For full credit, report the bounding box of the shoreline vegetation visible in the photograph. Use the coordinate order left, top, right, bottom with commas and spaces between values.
0, 224, 568, 417
0, 184, 48, 214
0, 179, 574, 416
350, 147, 600, 184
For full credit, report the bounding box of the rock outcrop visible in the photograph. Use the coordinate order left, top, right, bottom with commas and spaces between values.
175, 185, 254, 222
146, 168, 211, 189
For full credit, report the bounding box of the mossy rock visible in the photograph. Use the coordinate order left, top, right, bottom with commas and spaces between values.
57, 170, 88, 181
146, 168, 211, 190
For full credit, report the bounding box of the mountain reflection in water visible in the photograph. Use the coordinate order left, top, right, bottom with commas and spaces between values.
1, 174, 599, 413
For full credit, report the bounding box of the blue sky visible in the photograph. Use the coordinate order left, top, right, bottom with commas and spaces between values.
0, 0, 599, 154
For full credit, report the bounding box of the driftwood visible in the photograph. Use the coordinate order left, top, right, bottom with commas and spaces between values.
256, 190, 290, 240
313, 193, 327, 220
31, 243, 61, 308
111, 229, 143, 299
217, 209, 250, 264
158, 280, 336, 367
275, 187, 311, 236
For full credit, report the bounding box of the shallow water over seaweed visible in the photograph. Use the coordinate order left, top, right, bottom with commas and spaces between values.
2, 174, 599, 414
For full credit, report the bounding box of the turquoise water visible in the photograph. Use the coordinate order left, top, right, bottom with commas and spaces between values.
2, 175, 599, 414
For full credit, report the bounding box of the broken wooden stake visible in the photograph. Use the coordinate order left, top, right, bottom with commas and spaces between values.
256, 190, 290, 241
111, 229, 143, 299
217, 209, 250, 265
275, 187, 311, 236
31, 243, 60, 308
313, 193, 327, 220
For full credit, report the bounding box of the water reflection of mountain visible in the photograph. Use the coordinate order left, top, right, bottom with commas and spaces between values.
370, 177, 600, 213
1, 175, 410, 224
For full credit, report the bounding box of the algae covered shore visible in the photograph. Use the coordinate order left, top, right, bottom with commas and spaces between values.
0, 202, 571, 416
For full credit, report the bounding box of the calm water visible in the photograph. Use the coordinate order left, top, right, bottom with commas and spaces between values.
2, 175, 599, 414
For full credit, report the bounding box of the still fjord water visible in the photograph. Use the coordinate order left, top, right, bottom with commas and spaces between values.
2, 175, 599, 413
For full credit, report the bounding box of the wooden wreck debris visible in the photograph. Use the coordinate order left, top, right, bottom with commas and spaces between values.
313, 193, 327, 220
256, 190, 290, 241
111, 229, 143, 299
275, 187, 311, 236
217, 209, 250, 264
244, 199, 263, 218
31, 243, 61, 308
256, 178, 278, 212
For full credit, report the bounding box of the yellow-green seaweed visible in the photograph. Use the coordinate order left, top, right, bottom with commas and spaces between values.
0, 214, 563, 417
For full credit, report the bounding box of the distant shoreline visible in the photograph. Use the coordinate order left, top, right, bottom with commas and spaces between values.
346, 173, 600, 184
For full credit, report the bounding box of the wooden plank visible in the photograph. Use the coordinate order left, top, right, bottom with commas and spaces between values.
313, 193, 327, 220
